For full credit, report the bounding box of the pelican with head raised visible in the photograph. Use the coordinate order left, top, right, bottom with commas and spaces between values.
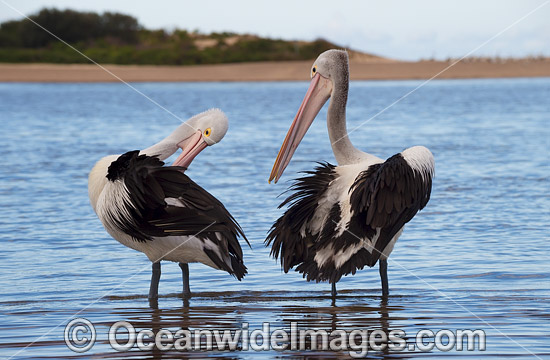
266, 50, 434, 298
89, 109, 248, 303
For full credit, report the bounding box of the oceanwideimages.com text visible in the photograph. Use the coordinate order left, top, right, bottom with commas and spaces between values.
65, 318, 486, 357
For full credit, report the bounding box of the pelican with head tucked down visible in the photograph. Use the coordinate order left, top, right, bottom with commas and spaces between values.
89, 109, 248, 302
266, 50, 434, 298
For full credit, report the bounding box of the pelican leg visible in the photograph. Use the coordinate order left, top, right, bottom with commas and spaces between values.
379, 259, 389, 297
331, 282, 337, 298
179, 263, 191, 298
149, 262, 161, 299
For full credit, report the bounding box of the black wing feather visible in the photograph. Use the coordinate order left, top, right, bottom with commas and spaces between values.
350, 153, 432, 263
266, 151, 433, 284
265, 162, 336, 272
110, 151, 248, 279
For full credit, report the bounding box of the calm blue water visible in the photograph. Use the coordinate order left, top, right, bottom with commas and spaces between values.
0, 78, 549, 359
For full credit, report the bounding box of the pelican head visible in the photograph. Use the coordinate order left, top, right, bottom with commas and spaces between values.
181, 108, 229, 146
269, 49, 348, 183
143, 108, 228, 169
173, 108, 228, 168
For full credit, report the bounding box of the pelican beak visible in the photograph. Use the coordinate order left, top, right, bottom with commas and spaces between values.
173, 130, 207, 169
269, 73, 332, 183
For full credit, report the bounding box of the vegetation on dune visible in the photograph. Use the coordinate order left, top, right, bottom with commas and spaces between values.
0, 8, 339, 65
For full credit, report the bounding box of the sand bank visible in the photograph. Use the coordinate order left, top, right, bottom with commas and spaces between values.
0, 59, 549, 82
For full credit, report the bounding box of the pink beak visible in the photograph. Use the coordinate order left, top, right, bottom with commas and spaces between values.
269, 73, 332, 183
172, 131, 207, 169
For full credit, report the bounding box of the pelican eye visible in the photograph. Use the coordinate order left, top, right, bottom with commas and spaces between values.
204, 128, 211, 137
311, 66, 317, 77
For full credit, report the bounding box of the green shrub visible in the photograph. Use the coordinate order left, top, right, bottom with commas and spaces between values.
0, 7, 340, 65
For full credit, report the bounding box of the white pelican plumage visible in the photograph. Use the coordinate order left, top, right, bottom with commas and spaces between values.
266, 50, 434, 298
88, 109, 248, 302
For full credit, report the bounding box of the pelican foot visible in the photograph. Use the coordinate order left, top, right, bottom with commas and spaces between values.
179, 263, 191, 298
148, 297, 159, 309
149, 262, 161, 300
379, 259, 389, 297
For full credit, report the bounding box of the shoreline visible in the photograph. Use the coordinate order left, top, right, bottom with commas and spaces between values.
0, 60, 549, 82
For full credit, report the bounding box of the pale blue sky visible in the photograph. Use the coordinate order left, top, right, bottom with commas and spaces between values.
1, 0, 548, 60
